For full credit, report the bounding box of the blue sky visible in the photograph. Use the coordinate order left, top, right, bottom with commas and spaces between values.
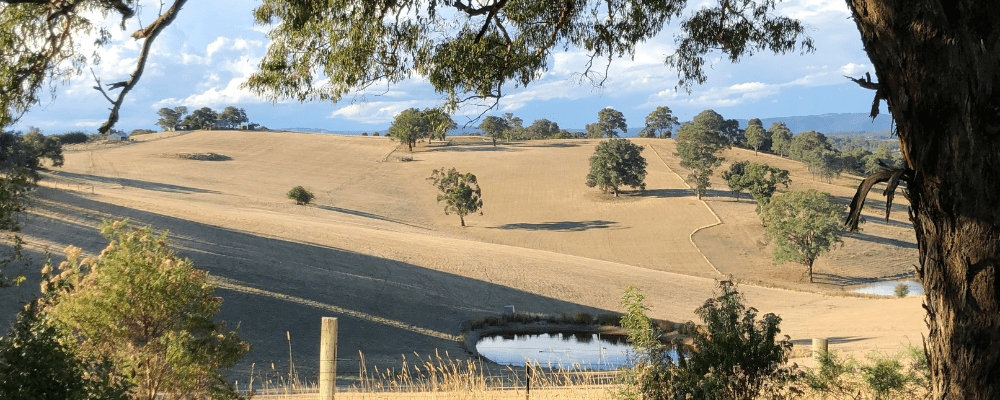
12, 0, 888, 134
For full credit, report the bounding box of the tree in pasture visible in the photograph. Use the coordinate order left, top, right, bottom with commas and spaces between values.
219, 106, 249, 129
389, 108, 430, 151
526, 119, 560, 140
424, 107, 457, 142
761, 190, 844, 283
478, 115, 508, 147
595, 108, 628, 138
41, 220, 250, 400
722, 161, 752, 201
638, 106, 680, 138
427, 168, 483, 227
9, 0, 1000, 395
287, 186, 314, 205
585, 138, 647, 197
743, 163, 792, 214
502, 113, 524, 141
155, 106, 188, 131
675, 113, 729, 199
768, 122, 793, 157
181, 107, 218, 130
744, 118, 770, 155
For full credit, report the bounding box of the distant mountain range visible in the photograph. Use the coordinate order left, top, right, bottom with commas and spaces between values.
280, 112, 895, 139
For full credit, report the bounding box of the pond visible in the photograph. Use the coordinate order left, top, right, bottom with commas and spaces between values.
476, 332, 639, 370
849, 280, 924, 297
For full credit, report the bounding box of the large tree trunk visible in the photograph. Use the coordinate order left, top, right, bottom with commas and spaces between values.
847, 1, 1000, 398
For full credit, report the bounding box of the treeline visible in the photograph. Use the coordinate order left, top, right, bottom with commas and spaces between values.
155, 106, 255, 131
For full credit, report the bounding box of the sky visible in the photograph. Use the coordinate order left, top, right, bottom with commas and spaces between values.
11, 0, 890, 134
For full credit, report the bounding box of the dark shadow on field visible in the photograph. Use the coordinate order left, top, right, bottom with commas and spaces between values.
423, 141, 517, 152
638, 188, 694, 198
46, 171, 220, 194
811, 271, 915, 286
789, 336, 872, 346
491, 220, 623, 232
513, 142, 582, 148
844, 232, 917, 249
313, 205, 430, 231
8, 187, 611, 385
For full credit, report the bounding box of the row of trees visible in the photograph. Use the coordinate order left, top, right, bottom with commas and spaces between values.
388, 108, 457, 151
476, 106, 682, 145
155, 106, 251, 131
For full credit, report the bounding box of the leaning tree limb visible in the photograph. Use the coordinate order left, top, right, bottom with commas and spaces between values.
845, 160, 912, 232
95, 0, 187, 134
845, 72, 887, 120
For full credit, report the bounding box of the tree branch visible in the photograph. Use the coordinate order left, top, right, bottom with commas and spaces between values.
845, 164, 912, 232
97, 0, 188, 134
454, 0, 509, 17
845, 73, 886, 120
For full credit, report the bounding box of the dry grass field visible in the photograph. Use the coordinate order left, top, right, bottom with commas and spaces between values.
0, 130, 925, 388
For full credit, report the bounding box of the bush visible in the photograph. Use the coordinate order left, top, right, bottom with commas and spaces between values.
805, 347, 928, 399
41, 220, 249, 400
373, 132, 380, 136
361, 132, 368, 136
57, 131, 89, 144
287, 186, 314, 205
0, 301, 131, 400
619, 281, 800, 400
129, 129, 156, 136
894, 282, 910, 298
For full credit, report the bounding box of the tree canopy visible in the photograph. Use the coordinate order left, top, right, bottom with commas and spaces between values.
585, 138, 647, 196
768, 122, 793, 157
639, 106, 680, 138
389, 108, 430, 151
723, 161, 792, 213
761, 189, 843, 283
478, 115, 508, 147
594, 108, 628, 138
424, 108, 457, 142
427, 168, 483, 227
675, 111, 730, 199
744, 118, 770, 155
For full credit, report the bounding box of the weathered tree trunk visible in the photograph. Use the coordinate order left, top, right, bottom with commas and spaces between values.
459, 215, 465, 227
848, 1, 1000, 398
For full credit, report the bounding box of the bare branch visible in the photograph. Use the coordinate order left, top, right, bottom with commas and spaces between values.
98, 0, 188, 134
845, 72, 879, 90
845, 166, 912, 232
89, 69, 116, 104
454, 0, 509, 17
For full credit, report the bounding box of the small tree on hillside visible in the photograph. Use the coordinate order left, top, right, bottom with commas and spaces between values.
389, 108, 430, 151
478, 115, 508, 147
724, 161, 792, 212
722, 160, 751, 200
585, 138, 647, 197
42, 220, 250, 400
638, 106, 680, 138
769, 122, 793, 157
761, 190, 844, 283
287, 186, 314, 205
675, 112, 729, 199
744, 118, 769, 155
427, 168, 483, 227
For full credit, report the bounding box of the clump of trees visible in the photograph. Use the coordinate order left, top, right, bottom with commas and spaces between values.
675, 110, 730, 199
287, 186, 314, 205
156, 106, 251, 131
389, 108, 455, 151
585, 138, 647, 196
427, 168, 483, 227
586, 108, 628, 138
722, 161, 792, 213
638, 106, 680, 139
761, 190, 844, 283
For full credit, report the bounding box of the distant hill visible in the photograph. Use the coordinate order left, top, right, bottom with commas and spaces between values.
735, 113, 893, 134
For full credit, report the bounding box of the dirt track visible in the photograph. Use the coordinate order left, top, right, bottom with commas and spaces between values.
1, 131, 924, 383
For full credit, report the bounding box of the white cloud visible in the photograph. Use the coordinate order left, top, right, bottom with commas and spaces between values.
329, 100, 432, 124
206, 37, 230, 60
839, 63, 869, 76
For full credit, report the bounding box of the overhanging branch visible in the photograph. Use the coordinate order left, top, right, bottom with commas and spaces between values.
96, 0, 187, 134
845, 72, 886, 120
845, 162, 912, 232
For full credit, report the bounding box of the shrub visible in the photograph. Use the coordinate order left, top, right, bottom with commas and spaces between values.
373, 132, 380, 136
361, 132, 368, 136
287, 186, 314, 205
41, 220, 249, 400
129, 129, 156, 136
57, 131, 89, 144
894, 282, 910, 298
806, 347, 929, 399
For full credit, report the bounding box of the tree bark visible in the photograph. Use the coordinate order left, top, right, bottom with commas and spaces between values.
459, 215, 465, 227
847, 1, 1000, 398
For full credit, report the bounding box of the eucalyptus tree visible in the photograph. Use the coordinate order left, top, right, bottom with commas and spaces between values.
585, 138, 647, 196
427, 168, 483, 227
424, 108, 457, 142
388, 108, 430, 151
478, 116, 508, 147
639, 106, 680, 138
768, 122, 794, 158
744, 118, 770, 155
676, 111, 730, 199
762, 190, 844, 283
594, 108, 628, 138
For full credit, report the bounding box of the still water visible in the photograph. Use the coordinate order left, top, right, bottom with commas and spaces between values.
476, 332, 634, 370
849, 280, 924, 296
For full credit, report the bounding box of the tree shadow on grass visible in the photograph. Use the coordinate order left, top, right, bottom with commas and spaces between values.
10, 187, 615, 383
47, 171, 220, 194
789, 336, 873, 347
491, 220, 624, 232
313, 205, 430, 231
844, 231, 917, 249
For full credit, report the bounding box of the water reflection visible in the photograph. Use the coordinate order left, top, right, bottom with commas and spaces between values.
849, 280, 924, 296
477, 332, 633, 370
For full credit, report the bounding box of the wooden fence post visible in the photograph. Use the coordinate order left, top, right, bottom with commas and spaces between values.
320, 317, 338, 400
812, 338, 828, 367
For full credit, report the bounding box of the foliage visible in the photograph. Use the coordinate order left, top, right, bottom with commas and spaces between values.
128, 129, 156, 136
219, 106, 249, 129
287, 186, 314, 205
389, 108, 430, 151
617, 285, 671, 400
619, 281, 800, 400
478, 115, 508, 147
585, 138, 647, 196
501, 113, 524, 141
182, 107, 218, 130
41, 220, 250, 400
723, 161, 792, 212
894, 282, 910, 298
768, 122, 793, 157
427, 168, 483, 227
675, 111, 730, 199
525, 119, 561, 140
423, 107, 457, 142
0, 301, 131, 400
744, 118, 770, 154
592, 108, 628, 138
761, 190, 844, 282
58, 131, 91, 144
156, 107, 188, 131
243, 0, 812, 110
638, 106, 680, 138
805, 347, 929, 400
